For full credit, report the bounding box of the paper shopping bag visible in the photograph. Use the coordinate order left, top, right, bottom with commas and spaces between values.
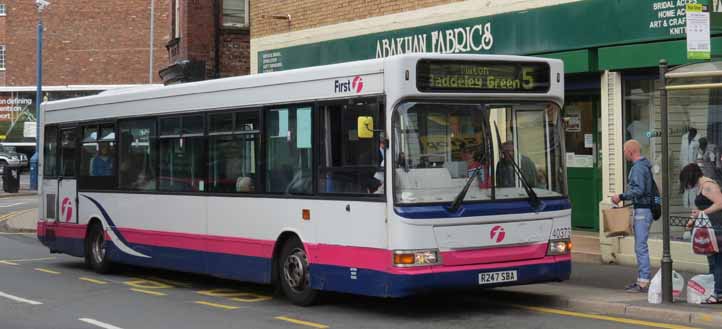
603, 206, 633, 237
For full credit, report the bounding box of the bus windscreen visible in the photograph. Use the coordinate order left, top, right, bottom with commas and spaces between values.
416, 60, 551, 93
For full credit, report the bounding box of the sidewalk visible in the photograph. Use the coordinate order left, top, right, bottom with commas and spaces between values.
488, 262, 722, 327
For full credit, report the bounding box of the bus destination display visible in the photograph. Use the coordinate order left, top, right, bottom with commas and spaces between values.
416, 60, 551, 93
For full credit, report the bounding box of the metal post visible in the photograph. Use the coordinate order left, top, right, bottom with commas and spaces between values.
659, 59, 674, 303
33, 16, 43, 190
149, 0, 155, 84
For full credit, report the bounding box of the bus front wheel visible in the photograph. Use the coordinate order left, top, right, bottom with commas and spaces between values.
279, 238, 318, 306
85, 223, 112, 274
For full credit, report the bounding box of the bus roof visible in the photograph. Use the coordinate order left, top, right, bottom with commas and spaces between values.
43, 54, 562, 124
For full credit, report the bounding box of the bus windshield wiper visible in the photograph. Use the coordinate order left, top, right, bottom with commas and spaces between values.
448, 164, 482, 213
493, 122, 543, 211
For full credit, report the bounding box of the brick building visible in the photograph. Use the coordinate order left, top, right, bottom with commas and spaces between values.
160, 0, 250, 84
249, 0, 722, 270
0, 1, 170, 151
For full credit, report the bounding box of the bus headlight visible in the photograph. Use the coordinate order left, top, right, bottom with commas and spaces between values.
547, 239, 572, 256
393, 249, 440, 267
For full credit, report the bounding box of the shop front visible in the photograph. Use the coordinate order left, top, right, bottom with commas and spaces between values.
251, 0, 722, 234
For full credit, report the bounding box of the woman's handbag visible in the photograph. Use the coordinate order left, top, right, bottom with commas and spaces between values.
692, 212, 720, 255
603, 205, 633, 237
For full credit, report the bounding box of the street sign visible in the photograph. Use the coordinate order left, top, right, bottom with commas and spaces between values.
687, 3, 711, 60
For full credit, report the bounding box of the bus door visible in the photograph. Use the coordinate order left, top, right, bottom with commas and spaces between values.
56, 127, 79, 223
41, 126, 60, 223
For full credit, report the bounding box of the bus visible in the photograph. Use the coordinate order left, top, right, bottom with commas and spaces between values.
37, 54, 571, 305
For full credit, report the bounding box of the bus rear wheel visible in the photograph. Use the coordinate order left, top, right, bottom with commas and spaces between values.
85, 223, 112, 274
279, 238, 318, 306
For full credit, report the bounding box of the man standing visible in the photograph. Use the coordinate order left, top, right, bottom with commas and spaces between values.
611, 139, 655, 293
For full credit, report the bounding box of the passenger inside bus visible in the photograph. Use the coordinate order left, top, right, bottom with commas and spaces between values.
496, 141, 537, 188
91, 142, 114, 177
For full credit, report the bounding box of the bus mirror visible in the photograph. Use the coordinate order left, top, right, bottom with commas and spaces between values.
357, 116, 374, 139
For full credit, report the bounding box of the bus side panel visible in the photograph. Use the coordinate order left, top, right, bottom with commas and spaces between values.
79, 193, 208, 275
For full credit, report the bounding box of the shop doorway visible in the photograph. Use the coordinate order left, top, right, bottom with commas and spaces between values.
564, 93, 601, 230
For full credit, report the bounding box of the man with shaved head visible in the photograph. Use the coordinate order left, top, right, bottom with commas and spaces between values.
612, 139, 656, 293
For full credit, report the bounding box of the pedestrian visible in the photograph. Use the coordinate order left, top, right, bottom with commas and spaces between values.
611, 139, 655, 293
679, 163, 722, 304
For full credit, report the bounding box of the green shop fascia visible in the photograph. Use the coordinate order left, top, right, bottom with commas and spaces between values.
257, 0, 722, 231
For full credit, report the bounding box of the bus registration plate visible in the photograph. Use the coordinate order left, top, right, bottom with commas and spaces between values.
478, 270, 517, 285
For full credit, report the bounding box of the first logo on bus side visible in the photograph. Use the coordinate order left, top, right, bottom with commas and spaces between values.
334, 76, 364, 94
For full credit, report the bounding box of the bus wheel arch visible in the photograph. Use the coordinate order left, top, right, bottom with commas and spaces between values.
272, 232, 319, 306
84, 218, 112, 274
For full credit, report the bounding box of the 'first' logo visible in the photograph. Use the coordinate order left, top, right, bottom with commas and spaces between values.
334, 76, 364, 94
490, 225, 506, 243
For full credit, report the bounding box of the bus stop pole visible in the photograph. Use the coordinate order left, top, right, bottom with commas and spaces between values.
659, 59, 674, 303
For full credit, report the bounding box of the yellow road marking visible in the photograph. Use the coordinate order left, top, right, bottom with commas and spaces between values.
34, 268, 60, 275
79, 277, 108, 285
275, 316, 329, 329
0, 209, 34, 223
518, 305, 701, 329
0, 232, 35, 235
0, 210, 21, 222
145, 276, 192, 288
124, 278, 172, 289
3, 257, 56, 263
193, 301, 240, 310
0, 260, 18, 265
196, 289, 272, 302
130, 288, 167, 296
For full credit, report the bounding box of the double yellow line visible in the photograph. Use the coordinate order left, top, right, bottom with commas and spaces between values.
0, 208, 35, 223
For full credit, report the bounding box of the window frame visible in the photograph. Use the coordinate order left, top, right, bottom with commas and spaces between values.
118, 117, 159, 191
42, 125, 59, 178
316, 97, 385, 197
222, 0, 249, 29
78, 122, 118, 190
207, 108, 262, 194
0, 45, 7, 71
158, 114, 207, 193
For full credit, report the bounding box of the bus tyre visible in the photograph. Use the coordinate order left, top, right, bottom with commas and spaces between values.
85, 223, 112, 274
279, 238, 318, 306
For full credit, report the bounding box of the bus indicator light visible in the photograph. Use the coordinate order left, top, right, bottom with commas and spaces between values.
302, 209, 310, 221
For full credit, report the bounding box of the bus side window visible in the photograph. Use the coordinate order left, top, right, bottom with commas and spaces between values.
318, 99, 383, 195
265, 106, 313, 194
43, 126, 58, 177
208, 111, 260, 193
119, 119, 158, 191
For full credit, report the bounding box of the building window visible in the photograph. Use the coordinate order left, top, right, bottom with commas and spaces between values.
223, 0, 248, 28
0, 4, 6, 16
172, 0, 181, 39
0, 45, 6, 70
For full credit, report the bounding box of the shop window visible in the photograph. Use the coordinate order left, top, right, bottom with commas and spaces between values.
223, 0, 248, 28
119, 119, 157, 191
79, 124, 116, 190
318, 99, 384, 195
208, 111, 259, 193
265, 106, 313, 194
43, 126, 58, 177
159, 115, 206, 192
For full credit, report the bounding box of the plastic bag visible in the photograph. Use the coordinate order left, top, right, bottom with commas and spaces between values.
692, 212, 720, 255
687, 274, 715, 304
647, 269, 685, 304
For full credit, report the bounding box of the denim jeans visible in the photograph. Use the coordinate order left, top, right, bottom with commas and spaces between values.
634, 208, 653, 283
708, 251, 722, 297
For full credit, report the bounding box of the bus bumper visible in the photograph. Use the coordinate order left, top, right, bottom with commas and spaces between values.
310, 255, 571, 298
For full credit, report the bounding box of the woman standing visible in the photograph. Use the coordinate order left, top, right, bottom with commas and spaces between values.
680, 163, 722, 304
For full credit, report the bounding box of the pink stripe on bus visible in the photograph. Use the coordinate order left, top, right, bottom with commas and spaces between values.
440, 243, 548, 266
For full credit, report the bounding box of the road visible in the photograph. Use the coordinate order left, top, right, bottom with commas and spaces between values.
0, 195, 37, 219
0, 230, 713, 329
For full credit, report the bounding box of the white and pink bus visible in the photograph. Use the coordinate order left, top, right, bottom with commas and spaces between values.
38, 54, 571, 305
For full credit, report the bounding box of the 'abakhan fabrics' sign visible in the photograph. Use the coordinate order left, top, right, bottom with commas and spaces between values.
258, 0, 722, 73
375, 23, 493, 58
